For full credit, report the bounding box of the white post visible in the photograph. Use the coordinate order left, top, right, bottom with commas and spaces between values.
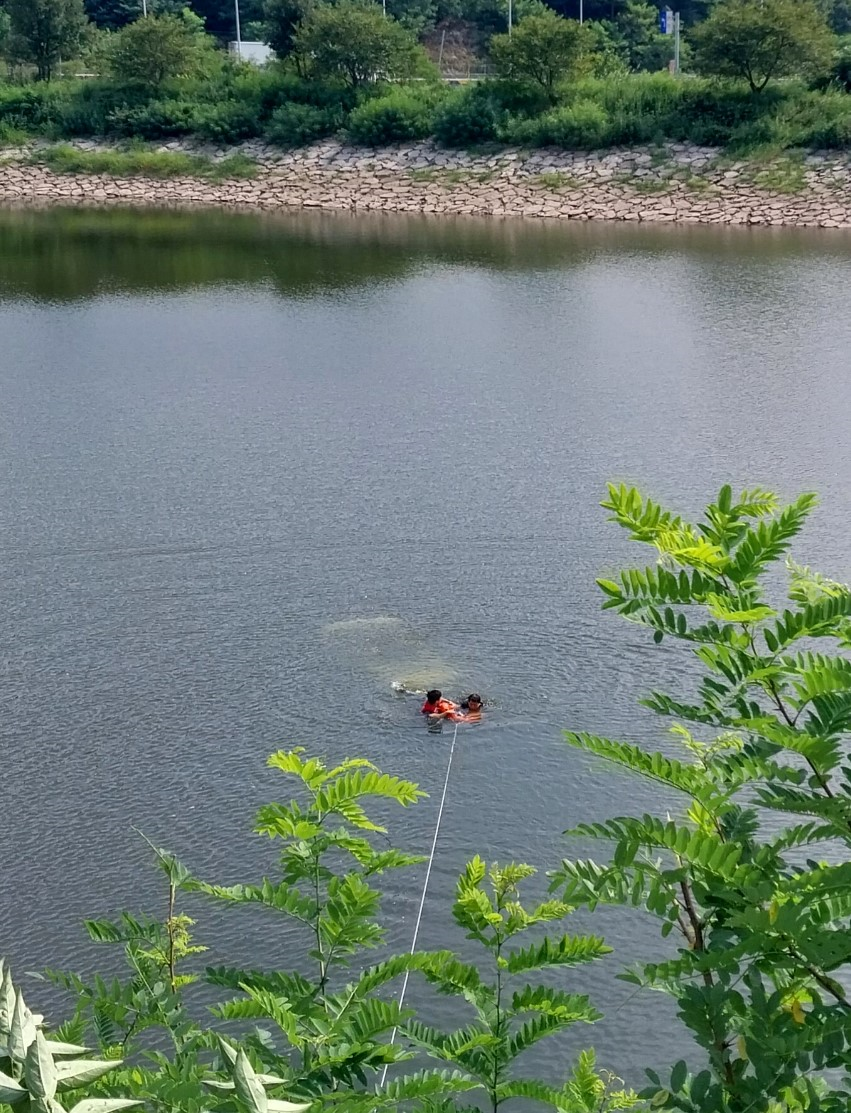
234, 0, 242, 56
142, 0, 147, 15
674, 10, 680, 73
508, 0, 512, 34
579, 0, 583, 23
382, 0, 386, 16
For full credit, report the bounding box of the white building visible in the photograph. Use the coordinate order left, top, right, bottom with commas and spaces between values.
228, 41, 275, 65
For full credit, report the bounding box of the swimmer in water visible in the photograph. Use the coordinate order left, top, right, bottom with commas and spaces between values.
421, 689, 459, 722
459, 694, 483, 723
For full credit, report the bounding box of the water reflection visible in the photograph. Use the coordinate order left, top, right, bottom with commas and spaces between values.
3, 204, 851, 302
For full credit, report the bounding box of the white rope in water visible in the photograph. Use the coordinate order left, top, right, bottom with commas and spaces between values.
379, 717, 461, 1089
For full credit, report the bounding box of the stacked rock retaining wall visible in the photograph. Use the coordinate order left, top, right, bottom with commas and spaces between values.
3, 139, 851, 227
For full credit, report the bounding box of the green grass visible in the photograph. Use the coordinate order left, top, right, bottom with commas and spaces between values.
630, 179, 670, 194
741, 154, 807, 194
678, 172, 714, 193
408, 166, 495, 186
0, 122, 31, 146
29, 144, 259, 181
533, 170, 580, 191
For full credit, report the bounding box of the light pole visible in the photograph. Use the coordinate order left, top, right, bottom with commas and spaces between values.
579, 0, 583, 22
508, 0, 512, 34
234, 0, 242, 56
142, 0, 147, 16
674, 10, 680, 73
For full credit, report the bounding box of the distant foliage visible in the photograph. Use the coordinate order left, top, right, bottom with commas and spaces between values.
106, 98, 200, 137
346, 86, 442, 144
106, 12, 217, 85
693, 0, 836, 90
501, 98, 610, 146
433, 83, 500, 144
262, 0, 312, 61
293, 2, 432, 87
7, 0, 89, 81
264, 100, 342, 144
490, 11, 588, 101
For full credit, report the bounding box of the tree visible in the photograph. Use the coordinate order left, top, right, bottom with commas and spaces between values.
553, 483, 851, 1112
384, 0, 438, 37
489, 10, 587, 100
191, 0, 263, 39
293, 1, 430, 88
7, 0, 89, 80
262, 0, 311, 59
84, 0, 145, 30
0, 7, 10, 56
693, 0, 835, 90
607, 0, 674, 70
107, 11, 215, 85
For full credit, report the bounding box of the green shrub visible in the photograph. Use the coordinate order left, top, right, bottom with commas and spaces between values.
259, 74, 360, 113
54, 82, 151, 138
828, 34, 851, 90
433, 85, 499, 147
346, 87, 438, 145
503, 99, 612, 148
672, 80, 782, 137
0, 121, 29, 145
488, 77, 551, 117
106, 99, 199, 139
264, 101, 343, 146
0, 85, 62, 132
190, 101, 261, 143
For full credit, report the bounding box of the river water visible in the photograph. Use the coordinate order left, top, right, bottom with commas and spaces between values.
3, 205, 851, 1085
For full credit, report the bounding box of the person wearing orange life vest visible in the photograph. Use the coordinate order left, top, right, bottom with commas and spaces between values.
421, 689, 459, 722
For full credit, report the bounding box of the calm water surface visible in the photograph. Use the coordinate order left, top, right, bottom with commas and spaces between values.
3, 206, 851, 1082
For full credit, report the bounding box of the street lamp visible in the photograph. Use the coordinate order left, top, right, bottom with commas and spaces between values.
234, 0, 242, 57
508, 0, 512, 34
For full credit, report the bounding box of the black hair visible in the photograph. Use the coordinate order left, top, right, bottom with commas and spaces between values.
461, 693, 482, 708
426, 689, 442, 702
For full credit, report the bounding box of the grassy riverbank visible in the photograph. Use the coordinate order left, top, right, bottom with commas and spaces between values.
27, 142, 259, 180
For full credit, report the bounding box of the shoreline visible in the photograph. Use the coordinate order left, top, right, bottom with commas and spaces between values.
4, 139, 851, 228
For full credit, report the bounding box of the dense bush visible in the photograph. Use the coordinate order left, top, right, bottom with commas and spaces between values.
497, 73, 851, 150
502, 98, 612, 147
264, 101, 344, 145
52, 81, 150, 137
0, 84, 63, 131
106, 98, 201, 139
190, 100, 262, 142
346, 86, 441, 144
433, 84, 499, 145
5, 64, 851, 154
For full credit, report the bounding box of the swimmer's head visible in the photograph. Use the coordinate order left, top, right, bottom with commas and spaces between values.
426, 689, 442, 703
463, 693, 482, 709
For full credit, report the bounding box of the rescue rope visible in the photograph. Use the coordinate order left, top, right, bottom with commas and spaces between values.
379, 716, 461, 1088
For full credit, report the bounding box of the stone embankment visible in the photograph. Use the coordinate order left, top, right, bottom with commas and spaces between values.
4, 138, 851, 227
